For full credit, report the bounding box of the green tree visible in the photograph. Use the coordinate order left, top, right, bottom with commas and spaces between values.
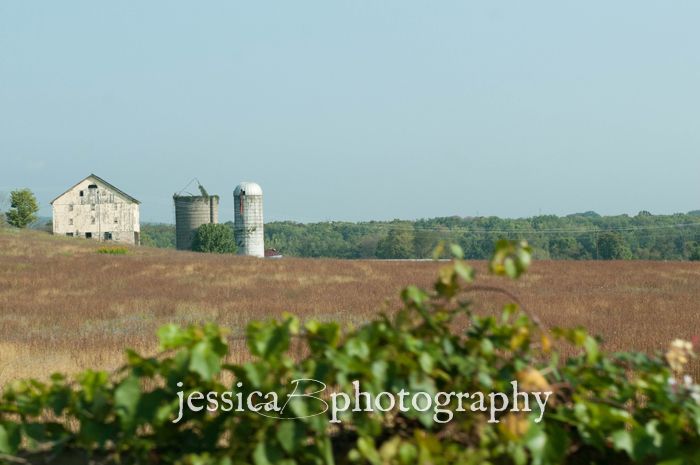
191, 223, 236, 253
597, 232, 631, 259
689, 244, 700, 261
5, 188, 38, 228
356, 234, 381, 258
256, 212, 700, 260
413, 225, 449, 258
548, 236, 582, 259
141, 223, 176, 248
376, 227, 414, 259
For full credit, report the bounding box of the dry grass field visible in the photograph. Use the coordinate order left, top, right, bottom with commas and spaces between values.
1, 228, 699, 384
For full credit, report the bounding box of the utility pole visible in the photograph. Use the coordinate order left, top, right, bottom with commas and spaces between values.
96, 189, 101, 241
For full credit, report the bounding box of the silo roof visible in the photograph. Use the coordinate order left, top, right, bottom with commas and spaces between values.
234, 182, 263, 196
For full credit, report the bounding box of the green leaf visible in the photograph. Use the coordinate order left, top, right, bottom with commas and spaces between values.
253, 437, 284, 465
189, 341, 222, 380
403, 286, 428, 305
449, 243, 464, 259
158, 323, 189, 349
480, 338, 494, 355
345, 338, 370, 360
247, 321, 291, 360
277, 421, 305, 454
357, 436, 382, 465
453, 260, 474, 282
398, 441, 418, 464
0, 422, 21, 454
525, 424, 547, 465
657, 459, 686, 465
584, 336, 600, 364
490, 240, 532, 279
611, 429, 634, 458
419, 353, 434, 373
114, 375, 141, 430
78, 419, 116, 447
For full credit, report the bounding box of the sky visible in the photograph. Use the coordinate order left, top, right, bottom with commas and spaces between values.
1, 1, 698, 223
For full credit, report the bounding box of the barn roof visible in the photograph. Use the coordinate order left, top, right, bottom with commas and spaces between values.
50, 174, 141, 205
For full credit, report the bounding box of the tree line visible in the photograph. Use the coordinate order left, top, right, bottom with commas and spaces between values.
139, 210, 700, 260
2, 188, 697, 260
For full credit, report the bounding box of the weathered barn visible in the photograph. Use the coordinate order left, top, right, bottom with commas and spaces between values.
51, 174, 141, 245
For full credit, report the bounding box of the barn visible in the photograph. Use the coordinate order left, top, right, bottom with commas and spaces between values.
51, 174, 141, 245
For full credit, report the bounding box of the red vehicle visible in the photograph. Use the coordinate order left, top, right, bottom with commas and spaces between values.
264, 248, 283, 258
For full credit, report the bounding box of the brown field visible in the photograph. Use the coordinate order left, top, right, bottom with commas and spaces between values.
1, 228, 699, 384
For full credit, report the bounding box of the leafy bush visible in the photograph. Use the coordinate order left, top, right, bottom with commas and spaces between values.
97, 246, 129, 255
191, 223, 236, 254
2, 241, 700, 464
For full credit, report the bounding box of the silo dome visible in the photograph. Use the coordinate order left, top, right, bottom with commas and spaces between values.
233, 182, 264, 257
234, 182, 263, 197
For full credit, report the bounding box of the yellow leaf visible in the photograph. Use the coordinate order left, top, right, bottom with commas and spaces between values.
541, 334, 551, 354
510, 327, 530, 350
516, 367, 551, 392
499, 413, 530, 440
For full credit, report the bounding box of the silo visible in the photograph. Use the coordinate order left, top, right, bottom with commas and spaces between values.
174, 195, 219, 250
233, 182, 264, 257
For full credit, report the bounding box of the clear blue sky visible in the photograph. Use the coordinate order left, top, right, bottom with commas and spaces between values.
1, 2, 698, 223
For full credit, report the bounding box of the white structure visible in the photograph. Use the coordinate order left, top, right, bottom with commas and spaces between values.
51, 174, 140, 245
233, 182, 264, 257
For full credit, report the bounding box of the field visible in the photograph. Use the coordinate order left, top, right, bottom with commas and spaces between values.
1, 228, 700, 385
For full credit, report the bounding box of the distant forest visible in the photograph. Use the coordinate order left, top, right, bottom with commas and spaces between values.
141, 211, 700, 260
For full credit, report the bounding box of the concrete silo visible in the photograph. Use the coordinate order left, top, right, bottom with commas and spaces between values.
233, 182, 264, 257
174, 194, 219, 250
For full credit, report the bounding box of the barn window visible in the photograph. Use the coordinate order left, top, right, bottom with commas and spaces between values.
69, 218, 73, 225
88, 184, 97, 189
66, 233, 73, 237
79, 190, 84, 197
103, 232, 112, 240
91, 217, 96, 224
86, 232, 92, 239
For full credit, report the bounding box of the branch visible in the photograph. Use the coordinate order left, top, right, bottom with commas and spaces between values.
461, 285, 542, 326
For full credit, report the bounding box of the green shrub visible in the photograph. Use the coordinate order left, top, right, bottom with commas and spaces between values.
191, 223, 236, 254
97, 246, 128, 255
2, 241, 700, 464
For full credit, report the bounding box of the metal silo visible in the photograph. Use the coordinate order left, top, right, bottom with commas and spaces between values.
233, 182, 264, 257
174, 194, 219, 250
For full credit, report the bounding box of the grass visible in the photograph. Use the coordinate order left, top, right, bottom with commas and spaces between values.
1, 228, 699, 384
96, 246, 129, 255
